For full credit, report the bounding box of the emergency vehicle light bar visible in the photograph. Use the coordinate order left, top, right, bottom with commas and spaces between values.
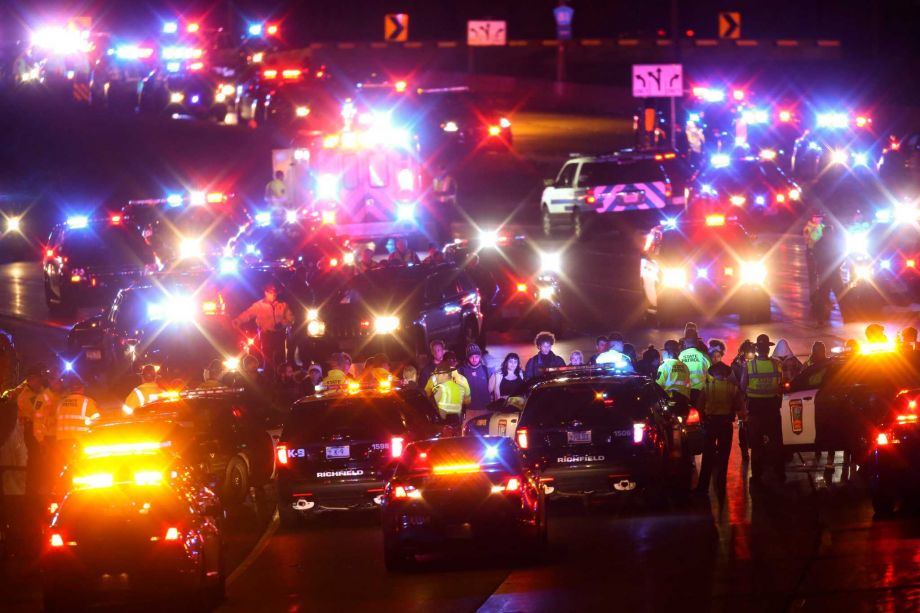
541, 364, 637, 376
83, 441, 172, 458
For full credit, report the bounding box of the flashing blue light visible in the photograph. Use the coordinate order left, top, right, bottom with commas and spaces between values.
807, 141, 823, 151
816, 112, 849, 129
245, 243, 257, 255
875, 209, 891, 222
710, 154, 730, 168
688, 113, 701, 124
166, 62, 181, 73
190, 94, 200, 104
755, 195, 766, 206
63, 360, 74, 372
485, 446, 499, 459
66, 215, 89, 229
255, 212, 271, 226
662, 217, 678, 229
166, 194, 183, 207
697, 267, 709, 279
741, 108, 769, 125
219, 257, 239, 275
853, 152, 869, 166
163, 21, 178, 34
880, 259, 892, 270
248, 23, 264, 36
396, 203, 415, 222
701, 184, 717, 196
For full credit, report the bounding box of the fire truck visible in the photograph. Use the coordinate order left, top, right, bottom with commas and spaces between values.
271, 121, 446, 245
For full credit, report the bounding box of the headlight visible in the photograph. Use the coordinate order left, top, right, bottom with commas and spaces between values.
788, 189, 801, 201
170, 92, 185, 104
179, 238, 203, 258
845, 231, 869, 255
5, 216, 21, 233
223, 357, 240, 370
740, 261, 768, 285
661, 267, 687, 288
537, 285, 556, 301
343, 252, 355, 266
295, 106, 310, 117
316, 174, 339, 200
852, 152, 869, 166
730, 195, 746, 206
479, 230, 499, 249
830, 149, 848, 165
540, 251, 562, 274
443, 120, 459, 133
306, 308, 319, 321
306, 320, 326, 337
374, 316, 400, 334
219, 257, 238, 274
854, 265, 872, 280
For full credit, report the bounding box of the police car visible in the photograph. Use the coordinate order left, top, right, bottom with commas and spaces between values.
877, 132, 920, 199
138, 66, 227, 121
540, 153, 674, 236
870, 386, 920, 515
301, 263, 484, 362
640, 214, 772, 324
444, 233, 564, 335
235, 65, 344, 129
685, 154, 802, 219
88, 43, 157, 111
67, 281, 245, 382
275, 381, 445, 527
381, 436, 545, 571
463, 398, 524, 439
413, 87, 513, 154
43, 214, 156, 314
127, 388, 281, 507
514, 365, 701, 503
42, 433, 225, 611
790, 111, 879, 180
780, 346, 920, 481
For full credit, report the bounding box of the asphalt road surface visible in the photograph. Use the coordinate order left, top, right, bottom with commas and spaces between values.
1, 95, 919, 612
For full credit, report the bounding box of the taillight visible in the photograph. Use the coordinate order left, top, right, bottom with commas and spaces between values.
877, 432, 890, 446
49, 533, 65, 548
686, 408, 701, 425
665, 186, 673, 198
488, 125, 501, 136
164, 527, 180, 541
516, 283, 528, 292
392, 484, 421, 499
585, 194, 597, 204
45, 248, 54, 258
516, 428, 529, 449
633, 423, 646, 444
505, 477, 521, 491
276, 445, 289, 465
391, 436, 404, 458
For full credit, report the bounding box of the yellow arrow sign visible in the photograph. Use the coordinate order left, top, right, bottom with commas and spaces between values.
385, 14, 409, 42
719, 12, 741, 39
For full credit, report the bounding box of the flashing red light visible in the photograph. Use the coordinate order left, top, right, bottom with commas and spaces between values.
186, 23, 200, 33
776, 193, 786, 203
266, 24, 279, 36
889, 140, 901, 151
516, 427, 529, 449
394, 80, 408, 93
246, 337, 256, 347
855, 115, 871, 128
45, 248, 54, 258
897, 413, 919, 424
656, 29, 667, 37
516, 283, 528, 292
488, 125, 501, 136
276, 445, 289, 465
391, 436, 404, 458
685, 29, 695, 37
164, 527, 180, 541
585, 194, 597, 204
778, 110, 792, 123
665, 186, 672, 198
908, 259, 916, 269
110, 214, 122, 224
201, 300, 219, 315
206, 192, 224, 203
315, 70, 325, 78
188, 62, 204, 71
876, 432, 890, 446
504, 477, 521, 492
686, 408, 701, 425
282, 68, 302, 79
732, 89, 745, 101
262, 69, 278, 79
329, 257, 339, 267
50, 533, 64, 548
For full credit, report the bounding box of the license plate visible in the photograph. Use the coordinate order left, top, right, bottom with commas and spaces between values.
325, 445, 350, 459
621, 192, 641, 203
86, 349, 102, 361
567, 430, 592, 444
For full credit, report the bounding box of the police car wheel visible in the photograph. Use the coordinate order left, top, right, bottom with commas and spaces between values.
572, 210, 584, 238
541, 206, 554, 237
222, 456, 250, 508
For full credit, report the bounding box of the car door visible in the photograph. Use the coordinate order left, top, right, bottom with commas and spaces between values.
780, 362, 833, 448
422, 272, 457, 339
544, 162, 578, 213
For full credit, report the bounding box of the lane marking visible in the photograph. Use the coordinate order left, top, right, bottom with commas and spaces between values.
227, 508, 280, 586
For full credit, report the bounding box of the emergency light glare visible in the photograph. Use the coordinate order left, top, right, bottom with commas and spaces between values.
853, 152, 869, 166
831, 149, 849, 165
316, 174, 339, 200
845, 231, 869, 255
755, 195, 766, 205
179, 238, 203, 259
163, 22, 178, 34
741, 108, 768, 124
661, 267, 687, 289
188, 191, 206, 206
740, 261, 768, 285
396, 204, 415, 222
540, 251, 562, 274
485, 446, 499, 459
729, 195, 747, 206
190, 95, 200, 104
710, 154, 730, 168
63, 360, 75, 372
788, 189, 801, 200
374, 316, 400, 334
223, 357, 240, 370
538, 285, 556, 301
816, 112, 848, 129
285, 209, 298, 224
5, 216, 21, 233
397, 168, 415, 192
662, 217, 678, 229
248, 23, 263, 36
759, 149, 777, 161
67, 216, 89, 229
170, 92, 185, 104
166, 62, 181, 73
255, 211, 271, 226
166, 194, 183, 207
499, 117, 511, 129
219, 257, 238, 274
880, 259, 892, 270
186, 23, 200, 33
697, 268, 709, 279
443, 121, 459, 133
295, 106, 310, 117
266, 24, 279, 36
732, 89, 745, 101
778, 110, 792, 123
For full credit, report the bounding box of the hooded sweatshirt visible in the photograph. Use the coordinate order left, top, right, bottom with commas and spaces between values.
771, 339, 803, 382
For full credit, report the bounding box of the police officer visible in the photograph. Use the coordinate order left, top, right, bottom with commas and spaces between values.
696, 351, 745, 494
264, 170, 288, 207
233, 282, 295, 371
123, 364, 164, 415
678, 335, 711, 404
656, 340, 692, 401
54, 376, 100, 460
433, 164, 458, 208
199, 359, 225, 389
321, 353, 352, 389
803, 210, 825, 294
427, 363, 468, 420
740, 334, 785, 483
387, 238, 421, 266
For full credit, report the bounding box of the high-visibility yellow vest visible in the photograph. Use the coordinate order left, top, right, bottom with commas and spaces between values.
322, 369, 348, 388
678, 348, 711, 391
123, 382, 163, 414
434, 380, 464, 415
746, 358, 781, 398
704, 375, 737, 416
657, 359, 691, 397
56, 394, 99, 441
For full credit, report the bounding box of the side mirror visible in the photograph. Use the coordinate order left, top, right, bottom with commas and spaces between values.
543, 178, 555, 188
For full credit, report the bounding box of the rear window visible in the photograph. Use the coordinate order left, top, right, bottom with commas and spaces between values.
59, 487, 187, 525
286, 393, 436, 440
60, 227, 152, 266
658, 225, 751, 259
579, 160, 663, 186
521, 381, 656, 429
400, 437, 521, 475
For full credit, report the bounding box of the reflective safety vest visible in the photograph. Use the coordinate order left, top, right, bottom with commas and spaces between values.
123, 381, 163, 414
703, 375, 737, 416
656, 359, 691, 398
746, 358, 781, 398
55, 394, 99, 441
433, 380, 465, 415
322, 369, 349, 388
678, 348, 711, 391
265, 178, 286, 201
803, 220, 824, 248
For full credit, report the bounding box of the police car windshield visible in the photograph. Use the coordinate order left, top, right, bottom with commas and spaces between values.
521, 381, 655, 429
61, 226, 153, 266
340, 268, 426, 305
700, 161, 782, 187
659, 224, 750, 259
580, 160, 662, 185
287, 395, 430, 439
59, 487, 186, 527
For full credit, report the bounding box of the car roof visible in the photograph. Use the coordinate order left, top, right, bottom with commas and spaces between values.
294, 384, 422, 405
529, 370, 652, 391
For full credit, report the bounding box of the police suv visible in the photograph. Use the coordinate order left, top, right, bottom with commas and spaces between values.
540, 152, 673, 236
